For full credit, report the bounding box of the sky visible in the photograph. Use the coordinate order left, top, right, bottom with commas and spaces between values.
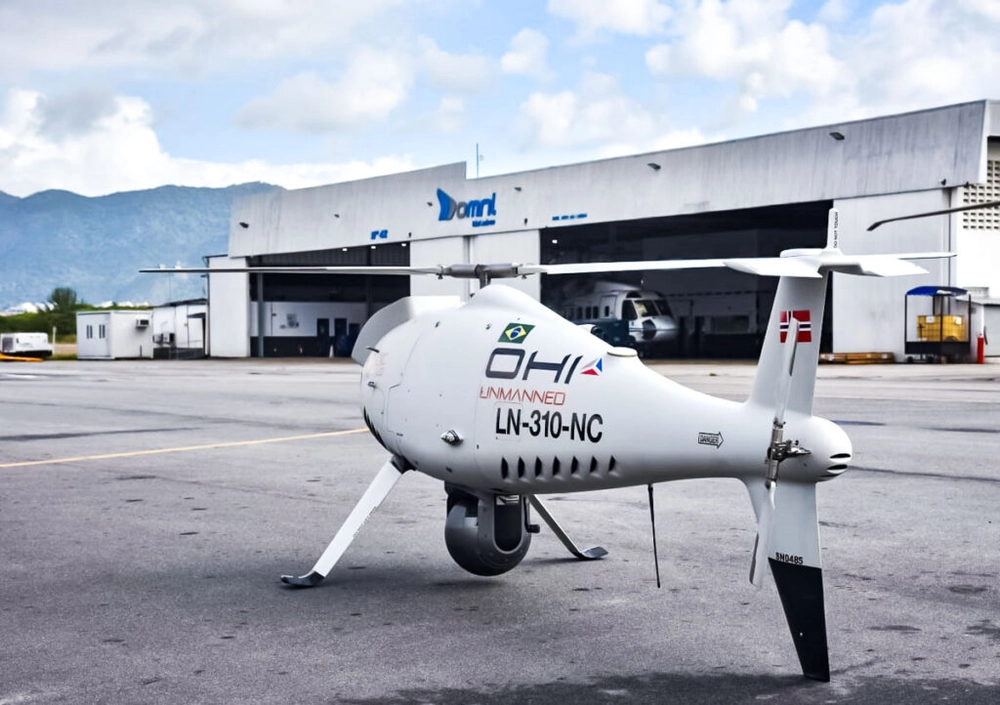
0, 0, 998, 198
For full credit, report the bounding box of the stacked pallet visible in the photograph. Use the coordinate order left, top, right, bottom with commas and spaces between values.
819, 352, 896, 364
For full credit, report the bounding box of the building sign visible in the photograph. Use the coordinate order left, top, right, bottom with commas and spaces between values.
436, 188, 497, 228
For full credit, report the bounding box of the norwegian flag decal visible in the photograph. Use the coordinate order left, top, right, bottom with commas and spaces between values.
780, 310, 812, 343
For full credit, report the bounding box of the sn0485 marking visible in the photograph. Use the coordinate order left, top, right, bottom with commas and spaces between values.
494, 406, 603, 443
775, 552, 804, 566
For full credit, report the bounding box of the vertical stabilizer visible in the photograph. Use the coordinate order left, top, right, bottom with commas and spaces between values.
748, 273, 829, 416
768, 482, 829, 681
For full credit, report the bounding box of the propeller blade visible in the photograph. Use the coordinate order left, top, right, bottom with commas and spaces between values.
774, 315, 800, 425
751, 316, 800, 586
749, 482, 775, 586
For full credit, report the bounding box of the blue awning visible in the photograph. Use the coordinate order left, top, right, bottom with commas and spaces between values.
906, 286, 968, 297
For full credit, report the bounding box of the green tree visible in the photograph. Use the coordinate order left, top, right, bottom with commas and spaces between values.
48, 287, 79, 310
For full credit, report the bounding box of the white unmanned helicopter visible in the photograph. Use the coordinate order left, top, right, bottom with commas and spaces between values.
144, 203, 993, 681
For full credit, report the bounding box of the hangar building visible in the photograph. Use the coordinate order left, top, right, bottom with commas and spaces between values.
206, 100, 1000, 360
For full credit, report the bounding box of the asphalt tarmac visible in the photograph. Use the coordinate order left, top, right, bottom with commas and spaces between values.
1, 359, 998, 704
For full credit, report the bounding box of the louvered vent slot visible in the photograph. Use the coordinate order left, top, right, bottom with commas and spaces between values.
534, 457, 543, 478
501, 458, 509, 480
517, 458, 526, 479
962, 159, 1000, 229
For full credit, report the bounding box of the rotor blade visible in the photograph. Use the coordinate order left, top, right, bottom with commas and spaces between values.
531, 259, 728, 276
141, 265, 446, 276
867, 200, 1000, 231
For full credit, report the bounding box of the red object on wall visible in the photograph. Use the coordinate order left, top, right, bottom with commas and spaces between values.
977, 333, 985, 364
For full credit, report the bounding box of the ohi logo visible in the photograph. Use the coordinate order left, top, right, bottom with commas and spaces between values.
436, 188, 497, 228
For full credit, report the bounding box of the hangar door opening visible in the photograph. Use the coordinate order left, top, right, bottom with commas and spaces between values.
540, 202, 832, 358
248, 243, 409, 357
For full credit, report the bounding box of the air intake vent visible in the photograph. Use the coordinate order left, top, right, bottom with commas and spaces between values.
962, 160, 1000, 229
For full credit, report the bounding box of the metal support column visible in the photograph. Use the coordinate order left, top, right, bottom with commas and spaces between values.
256, 272, 265, 358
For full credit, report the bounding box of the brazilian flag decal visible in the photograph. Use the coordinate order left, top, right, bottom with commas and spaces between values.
499, 323, 535, 344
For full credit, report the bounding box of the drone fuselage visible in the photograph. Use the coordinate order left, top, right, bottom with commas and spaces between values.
360, 285, 851, 494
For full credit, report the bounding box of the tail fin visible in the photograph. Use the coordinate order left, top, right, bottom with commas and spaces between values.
748, 272, 828, 416
747, 206, 949, 415
767, 482, 829, 681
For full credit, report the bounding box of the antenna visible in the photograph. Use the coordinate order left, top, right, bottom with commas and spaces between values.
648, 484, 661, 589
867, 200, 1000, 231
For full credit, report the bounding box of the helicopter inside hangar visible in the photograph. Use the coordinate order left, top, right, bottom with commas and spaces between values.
242, 201, 832, 359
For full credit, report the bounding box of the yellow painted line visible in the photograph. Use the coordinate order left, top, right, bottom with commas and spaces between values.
0, 427, 369, 469
0, 353, 45, 362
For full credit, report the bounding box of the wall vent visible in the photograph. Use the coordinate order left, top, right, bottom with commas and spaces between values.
962, 159, 1000, 229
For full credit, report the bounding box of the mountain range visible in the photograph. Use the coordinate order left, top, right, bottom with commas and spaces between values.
0, 182, 279, 308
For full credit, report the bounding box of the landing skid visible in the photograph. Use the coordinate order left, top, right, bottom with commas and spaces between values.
529, 496, 608, 560
280, 457, 408, 589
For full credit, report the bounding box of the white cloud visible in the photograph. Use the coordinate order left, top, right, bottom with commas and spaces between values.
791, 0, 1000, 127
419, 37, 493, 93
501, 29, 552, 79
818, 0, 851, 24
0, 0, 412, 78
643, 0, 1000, 131
234, 48, 415, 132
431, 96, 465, 134
645, 0, 850, 118
547, 0, 672, 37
517, 72, 704, 152
0, 88, 415, 197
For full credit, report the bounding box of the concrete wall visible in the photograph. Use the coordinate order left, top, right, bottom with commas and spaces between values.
410, 236, 470, 298
214, 101, 999, 359
248, 301, 368, 337
208, 256, 250, 358
229, 102, 989, 259
833, 192, 953, 357
955, 140, 1000, 297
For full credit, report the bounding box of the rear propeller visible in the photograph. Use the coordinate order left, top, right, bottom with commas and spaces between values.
749, 316, 811, 586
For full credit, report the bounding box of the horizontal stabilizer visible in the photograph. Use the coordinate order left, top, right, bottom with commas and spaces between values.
724, 257, 822, 278
824, 256, 927, 277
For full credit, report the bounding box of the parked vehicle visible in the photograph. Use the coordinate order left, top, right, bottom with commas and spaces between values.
555, 281, 678, 354
0, 332, 54, 358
